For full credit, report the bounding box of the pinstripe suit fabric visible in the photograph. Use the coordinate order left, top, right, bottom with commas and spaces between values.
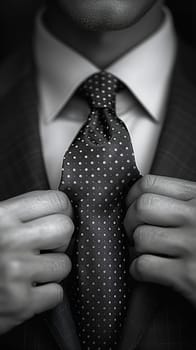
0, 44, 196, 350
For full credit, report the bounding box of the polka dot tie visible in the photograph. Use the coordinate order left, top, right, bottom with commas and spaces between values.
59, 71, 140, 349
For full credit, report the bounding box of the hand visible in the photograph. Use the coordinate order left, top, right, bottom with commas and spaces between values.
124, 175, 196, 306
0, 190, 74, 334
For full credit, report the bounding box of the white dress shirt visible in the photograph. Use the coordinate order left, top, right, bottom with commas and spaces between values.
34, 9, 177, 189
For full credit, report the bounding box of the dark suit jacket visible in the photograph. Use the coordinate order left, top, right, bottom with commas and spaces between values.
0, 42, 196, 350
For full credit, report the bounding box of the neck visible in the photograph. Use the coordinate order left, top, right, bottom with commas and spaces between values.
44, 1, 163, 69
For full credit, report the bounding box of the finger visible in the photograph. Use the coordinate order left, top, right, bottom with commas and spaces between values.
132, 225, 188, 257
29, 253, 72, 283
130, 254, 181, 288
31, 283, 64, 314
0, 190, 72, 222
126, 175, 196, 207
3, 214, 74, 252
124, 194, 188, 234
0, 207, 20, 228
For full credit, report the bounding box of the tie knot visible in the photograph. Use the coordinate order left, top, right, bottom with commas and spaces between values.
80, 71, 121, 110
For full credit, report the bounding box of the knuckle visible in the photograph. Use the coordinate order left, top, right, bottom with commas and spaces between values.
53, 190, 68, 208
50, 255, 67, 277
177, 235, 192, 256
0, 205, 9, 218
57, 215, 74, 236
54, 284, 64, 304
133, 227, 145, 251
186, 201, 196, 223
59, 254, 72, 276
0, 205, 17, 225
58, 255, 67, 272
50, 191, 71, 213
54, 215, 74, 249
2, 258, 22, 281
51, 259, 61, 275
172, 201, 196, 228
9, 260, 23, 280
135, 193, 152, 215
134, 256, 148, 279
0, 228, 19, 252
139, 175, 156, 193
64, 255, 72, 275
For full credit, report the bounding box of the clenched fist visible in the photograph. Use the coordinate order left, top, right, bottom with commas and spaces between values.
0, 190, 74, 334
124, 175, 196, 307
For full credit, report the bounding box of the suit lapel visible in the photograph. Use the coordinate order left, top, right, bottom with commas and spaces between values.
151, 52, 196, 180
0, 54, 81, 350
44, 294, 81, 350
0, 55, 49, 199
119, 48, 196, 350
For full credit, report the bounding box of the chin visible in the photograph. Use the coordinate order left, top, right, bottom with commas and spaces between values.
57, 0, 158, 31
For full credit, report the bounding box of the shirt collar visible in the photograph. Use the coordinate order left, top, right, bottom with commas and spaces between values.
35, 8, 177, 123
